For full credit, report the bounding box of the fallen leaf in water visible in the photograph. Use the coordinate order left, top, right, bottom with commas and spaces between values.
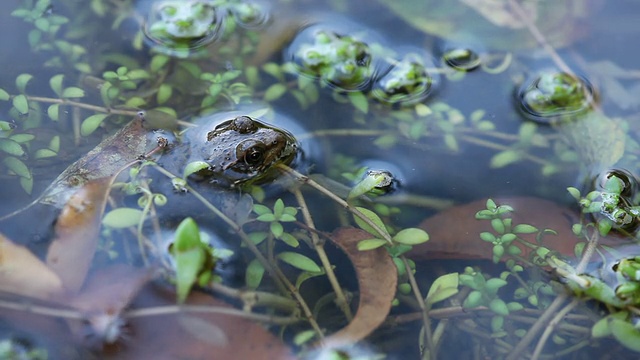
409, 197, 580, 261
99, 286, 295, 360
0, 233, 64, 300
46, 177, 112, 293
67, 264, 155, 345
41, 115, 158, 208
323, 227, 398, 348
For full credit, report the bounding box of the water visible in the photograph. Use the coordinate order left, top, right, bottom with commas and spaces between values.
1, 0, 640, 358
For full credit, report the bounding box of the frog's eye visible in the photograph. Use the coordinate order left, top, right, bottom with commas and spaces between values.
242, 144, 266, 166
237, 139, 267, 166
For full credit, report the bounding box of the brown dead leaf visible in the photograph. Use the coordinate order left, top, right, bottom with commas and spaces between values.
323, 227, 398, 348
409, 197, 580, 261
98, 286, 295, 360
0, 233, 64, 300
46, 177, 112, 293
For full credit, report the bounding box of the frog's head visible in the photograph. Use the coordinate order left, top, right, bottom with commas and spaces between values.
190, 116, 299, 187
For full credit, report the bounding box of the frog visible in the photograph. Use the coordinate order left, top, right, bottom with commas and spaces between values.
174, 115, 299, 188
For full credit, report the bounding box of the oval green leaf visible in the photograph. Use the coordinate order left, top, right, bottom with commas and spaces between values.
80, 114, 109, 136
12, 94, 29, 114
34, 148, 57, 159
245, 258, 265, 289
102, 207, 144, 228
353, 206, 389, 239
49, 74, 64, 96
62, 87, 85, 98
183, 160, 210, 178
0, 139, 25, 156
47, 104, 59, 120
277, 252, 321, 273
263, 83, 287, 102
393, 228, 430, 245
16, 73, 33, 93
357, 238, 387, 251
3, 156, 31, 179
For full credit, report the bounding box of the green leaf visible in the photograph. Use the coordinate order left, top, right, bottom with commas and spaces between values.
489, 298, 509, 316
279, 232, 300, 247
183, 161, 210, 178
80, 114, 109, 136
102, 208, 144, 228
263, 83, 287, 102
463, 290, 483, 308
273, 198, 285, 218
348, 171, 387, 199
34, 148, 57, 159
513, 224, 538, 234
173, 217, 201, 251
277, 252, 321, 272
245, 259, 265, 289
0, 139, 25, 156
20, 176, 33, 194
173, 246, 205, 303
16, 73, 33, 93
293, 330, 317, 346
12, 94, 29, 114
3, 156, 31, 179
49, 135, 60, 152
425, 272, 459, 307
592, 312, 628, 338
490, 150, 522, 168
610, 318, 640, 352
0, 88, 9, 101
49, 74, 64, 96
47, 104, 59, 120
8, 134, 34, 143
150, 54, 170, 72
270, 221, 284, 238
357, 238, 387, 251
567, 187, 581, 201
156, 83, 172, 104
252, 204, 271, 216
353, 206, 389, 239
348, 91, 368, 114
393, 228, 430, 245
61, 87, 85, 98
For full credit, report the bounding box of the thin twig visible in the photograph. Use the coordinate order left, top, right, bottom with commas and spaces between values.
531, 299, 579, 360
292, 188, 353, 320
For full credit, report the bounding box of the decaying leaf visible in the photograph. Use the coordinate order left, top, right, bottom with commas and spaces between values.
46, 177, 112, 293
0, 233, 64, 300
409, 197, 580, 260
105, 286, 295, 359
323, 227, 398, 348
40, 115, 162, 208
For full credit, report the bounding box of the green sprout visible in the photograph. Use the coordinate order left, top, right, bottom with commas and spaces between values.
253, 198, 300, 247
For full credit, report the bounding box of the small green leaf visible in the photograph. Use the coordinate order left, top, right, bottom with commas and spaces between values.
245, 258, 265, 289
567, 187, 581, 201
183, 161, 210, 178
173, 217, 201, 251
513, 224, 538, 234
61, 87, 85, 98
263, 83, 287, 102
0, 139, 25, 156
20, 176, 33, 194
34, 148, 57, 159
16, 73, 33, 93
47, 104, 59, 120
270, 221, 284, 238
256, 213, 276, 222
489, 298, 509, 316
353, 206, 389, 238
3, 156, 30, 179
80, 114, 109, 136
9, 134, 35, 143
393, 228, 430, 245
277, 252, 321, 273
357, 238, 387, 251
610, 318, 640, 352
247, 231, 268, 245
293, 330, 317, 346
480, 232, 496, 242
463, 290, 483, 308
0, 88, 9, 101
157, 83, 172, 104
12, 94, 29, 114
490, 150, 522, 168
49, 135, 60, 152
102, 208, 144, 228
150, 54, 170, 72
252, 204, 271, 216
273, 198, 285, 218
173, 246, 205, 303
425, 273, 459, 307
279, 232, 300, 247
49, 74, 64, 96
348, 91, 368, 114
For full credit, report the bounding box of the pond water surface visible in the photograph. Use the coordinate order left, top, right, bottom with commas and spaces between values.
1, 0, 640, 359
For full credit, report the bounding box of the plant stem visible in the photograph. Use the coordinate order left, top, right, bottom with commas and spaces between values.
402, 256, 435, 358
26, 95, 139, 117
292, 188, 353, 320
531, 299, 579, 360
